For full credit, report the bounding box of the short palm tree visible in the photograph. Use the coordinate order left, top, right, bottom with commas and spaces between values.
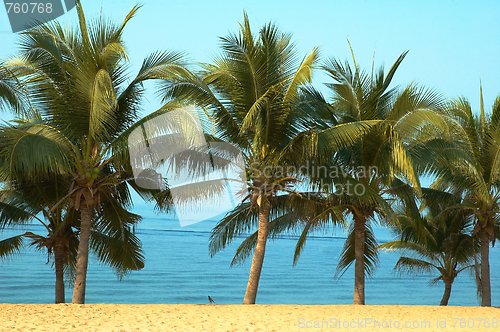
0, 182, 146, 304
0, 174, 78, 304
424, 88, 500, 306
2, 1, 182, 303
158, 14, 380, 304
0, 116, 146, 303
0, 173, 145, 303
379, 189, 478, 306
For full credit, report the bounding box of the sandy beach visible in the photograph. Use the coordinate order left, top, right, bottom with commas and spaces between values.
0, 304, 498, 331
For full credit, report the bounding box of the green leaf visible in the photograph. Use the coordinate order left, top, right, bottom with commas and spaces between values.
0, 234, 25, 259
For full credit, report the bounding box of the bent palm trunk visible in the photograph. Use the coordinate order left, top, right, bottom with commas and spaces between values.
54, 242, 65, 304
353, 215, 366, 305
72, 203, 92, 304
480, 229, 491, 307
243, 199, 271, 304
440, 281, 452, 306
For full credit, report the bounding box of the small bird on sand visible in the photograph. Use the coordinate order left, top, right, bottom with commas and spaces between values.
208, 296, 215, 304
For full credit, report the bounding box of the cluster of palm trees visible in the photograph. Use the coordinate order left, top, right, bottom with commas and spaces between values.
0, 2, 498, 307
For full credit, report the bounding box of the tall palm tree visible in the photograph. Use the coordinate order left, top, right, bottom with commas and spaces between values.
159, 14, 380, 304
424, 87, 500, 306
379, 189, 477, 306
2, 1, 182, 303
289, 50, 448, 305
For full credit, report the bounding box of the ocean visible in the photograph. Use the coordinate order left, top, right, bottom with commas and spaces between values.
0, 202, 498, 306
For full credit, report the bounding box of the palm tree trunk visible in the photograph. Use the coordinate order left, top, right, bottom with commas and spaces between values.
353, 215, 366, 305
440, 282, 452, 306
54, 242, 65, 304
243, 199, 271, 304
72, 203, 92, 304
472, 237, 482, 298
480, 229, 491, 307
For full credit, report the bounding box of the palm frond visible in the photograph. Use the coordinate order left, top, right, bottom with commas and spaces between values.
0, 64, 29, 114
90, 228, 145, 279
335, 222, 379, 278
393, 256, 436, 276
0, 234, 25, 259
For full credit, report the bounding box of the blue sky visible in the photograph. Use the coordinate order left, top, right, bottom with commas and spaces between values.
1, 0, 499, 114
1, 0, 499, 219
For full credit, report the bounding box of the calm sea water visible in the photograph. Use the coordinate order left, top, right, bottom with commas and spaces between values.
0, 202, 498, 305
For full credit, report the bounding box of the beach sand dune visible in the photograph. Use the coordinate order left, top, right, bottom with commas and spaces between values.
0, 304, 498, 331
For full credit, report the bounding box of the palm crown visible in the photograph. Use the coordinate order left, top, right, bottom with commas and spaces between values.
288, 49, 449, 305
379, 188, 477, 306
158, 12, 388, 304
423, 88, 500, 306
1, 1, 184, 303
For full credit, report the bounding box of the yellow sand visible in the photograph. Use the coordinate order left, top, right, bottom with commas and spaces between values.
0, 304, 498, 331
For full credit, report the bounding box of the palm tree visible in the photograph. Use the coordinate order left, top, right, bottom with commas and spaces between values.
0, 174, 145, 303
158, 14, 381, 304
288, 49, 449, 305
423, 87, 500, 306
0, 175, 77, 304
379, 189, 477, 306
2, 1, 182, 303
0, 117, 146, 303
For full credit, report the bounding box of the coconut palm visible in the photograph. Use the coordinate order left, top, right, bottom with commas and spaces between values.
379, 189, 477, 306
423, 87, 500, 306
0, 174, 77, 304
0, 115, 146, 303
2, 1, 182, 303
0, 171, 145, 303
287, 49, 450, 305
158, 14, 382, 304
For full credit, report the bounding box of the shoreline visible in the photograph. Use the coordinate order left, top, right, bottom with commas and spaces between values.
1, 304, 498, 331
